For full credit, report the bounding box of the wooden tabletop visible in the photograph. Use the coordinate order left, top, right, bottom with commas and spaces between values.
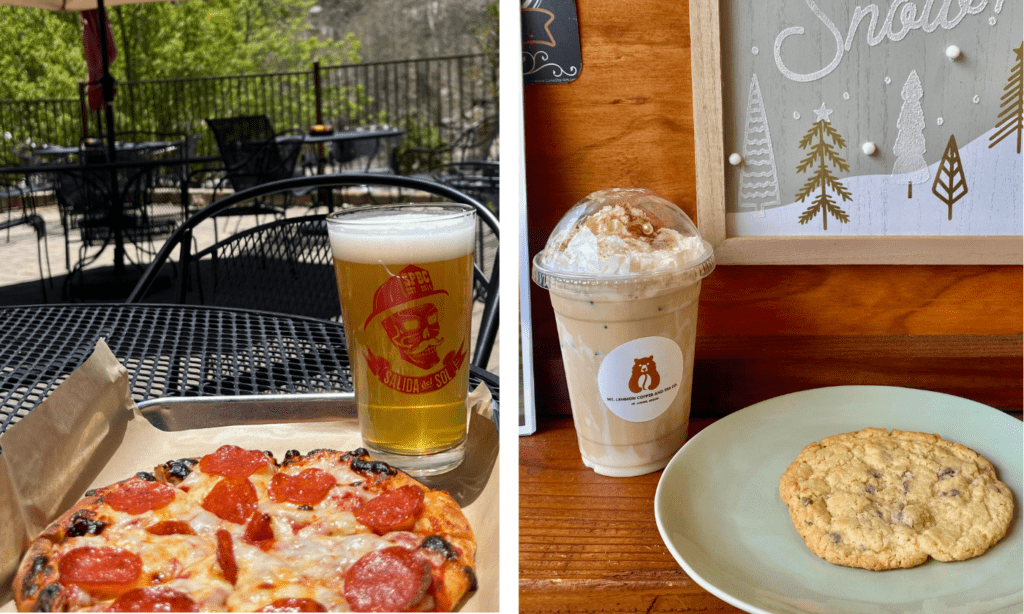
519, 415, 747, 613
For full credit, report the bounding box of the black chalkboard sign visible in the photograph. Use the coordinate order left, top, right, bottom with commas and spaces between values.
522, 0, 581, 85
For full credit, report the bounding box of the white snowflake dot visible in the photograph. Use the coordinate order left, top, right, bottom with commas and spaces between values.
843, 92, 850, 100
884, 76, 892, 85
752, 46, 759, 55
793, 111, 801, 120
989, 16, 997, 25
973, 95, 980, 104
937, 117, 944, 126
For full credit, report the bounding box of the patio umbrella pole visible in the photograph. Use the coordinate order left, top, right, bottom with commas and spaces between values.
95, 0, 125, 279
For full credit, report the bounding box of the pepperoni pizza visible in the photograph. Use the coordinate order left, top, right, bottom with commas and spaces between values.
13, 446, 477, 612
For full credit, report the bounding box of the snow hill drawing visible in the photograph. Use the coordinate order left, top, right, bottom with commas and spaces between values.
724, 2, 1023, 238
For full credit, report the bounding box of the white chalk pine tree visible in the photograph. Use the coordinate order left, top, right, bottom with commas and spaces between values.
892, 70, 930, 198
738, 74, 781, 217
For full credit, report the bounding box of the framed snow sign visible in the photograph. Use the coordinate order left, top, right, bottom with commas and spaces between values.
690, 0, 1023, 264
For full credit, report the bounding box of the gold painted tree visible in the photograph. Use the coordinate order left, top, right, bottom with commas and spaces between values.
931, 134, 968, 221
795, 103, 852, 230
989, 43, 1023, 154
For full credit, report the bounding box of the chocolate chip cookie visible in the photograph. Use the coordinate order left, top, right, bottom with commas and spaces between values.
779, 428, 1013, 570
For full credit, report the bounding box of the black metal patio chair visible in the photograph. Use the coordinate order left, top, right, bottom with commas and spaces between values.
205, 116, 305, 201
396, 114, 498, 173
126, 173, 499, 369
430, 160, 499, 214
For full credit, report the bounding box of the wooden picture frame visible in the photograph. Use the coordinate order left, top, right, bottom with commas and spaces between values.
689, 0, 1023, 265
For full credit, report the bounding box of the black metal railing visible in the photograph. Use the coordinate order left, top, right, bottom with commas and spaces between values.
0, 54, 496, 168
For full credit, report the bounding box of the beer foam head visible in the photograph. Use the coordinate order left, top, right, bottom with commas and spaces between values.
327, 206, 476, 264
533, 189, 714, 288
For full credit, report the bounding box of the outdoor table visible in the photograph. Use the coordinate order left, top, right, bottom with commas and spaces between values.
0, 303, 499, 438
519, 416, 746, 614
279, 127, 405, 174
32, 139, 183, 160
0, 153, 221, 286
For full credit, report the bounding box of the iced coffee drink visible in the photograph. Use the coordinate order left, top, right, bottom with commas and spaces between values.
532, 188, 715, 477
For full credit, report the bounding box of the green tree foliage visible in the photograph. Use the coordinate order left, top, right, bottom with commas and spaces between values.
0, 0, 360, 100
0, 9, 84, 100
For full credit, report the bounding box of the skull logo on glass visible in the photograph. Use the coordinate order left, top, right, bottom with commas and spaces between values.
364, 265, 449, 370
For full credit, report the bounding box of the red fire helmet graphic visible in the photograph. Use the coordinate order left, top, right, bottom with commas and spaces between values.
364, 265, 449, 370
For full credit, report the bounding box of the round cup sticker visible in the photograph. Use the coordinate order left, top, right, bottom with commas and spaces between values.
597, 336, 683, 422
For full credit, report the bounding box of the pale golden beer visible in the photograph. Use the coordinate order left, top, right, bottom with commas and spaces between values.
327, 204, 476, 475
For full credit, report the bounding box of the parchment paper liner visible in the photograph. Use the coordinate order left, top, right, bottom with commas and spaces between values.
0, 340, 498, 612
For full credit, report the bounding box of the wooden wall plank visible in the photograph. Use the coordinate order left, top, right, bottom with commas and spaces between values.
523, 0, 1023, 419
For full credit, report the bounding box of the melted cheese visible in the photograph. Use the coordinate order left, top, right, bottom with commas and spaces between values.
42, 454, 456, 612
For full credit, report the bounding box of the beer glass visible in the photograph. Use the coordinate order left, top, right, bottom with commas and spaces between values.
327, 203, 476, 475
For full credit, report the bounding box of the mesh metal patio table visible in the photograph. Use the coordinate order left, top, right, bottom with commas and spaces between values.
0, 303, 499, 438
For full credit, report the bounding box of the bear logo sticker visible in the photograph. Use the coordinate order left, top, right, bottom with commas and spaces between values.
598, 337, 683, 423
628, 356, 661, 393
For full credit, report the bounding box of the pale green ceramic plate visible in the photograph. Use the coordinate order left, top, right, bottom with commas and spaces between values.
654, 386, 1023, 614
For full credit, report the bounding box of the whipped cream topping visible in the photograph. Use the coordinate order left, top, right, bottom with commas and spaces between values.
542, 201, 707, 276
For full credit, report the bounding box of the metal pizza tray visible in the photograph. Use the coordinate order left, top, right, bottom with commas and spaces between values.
136, 392, 499, 433
136, 393, 358, 431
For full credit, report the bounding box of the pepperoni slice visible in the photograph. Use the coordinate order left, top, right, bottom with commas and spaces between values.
201, 477, 258, 524
344, 547, 431, 612
243, 512, 275, 551
352, 486, 424, 534
198, 445, 269, 478
145, 520, 195, 536
268, 469, 337, 506
215, 529, 238, 585
256, 598, 328, 612
57, 547, 142, 596
108, 586, 198, 612
104, 479, 176, 515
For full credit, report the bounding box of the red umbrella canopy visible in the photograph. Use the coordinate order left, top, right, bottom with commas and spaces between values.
81, 8, 116, 110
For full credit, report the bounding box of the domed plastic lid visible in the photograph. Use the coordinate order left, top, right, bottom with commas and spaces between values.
532, 188, 715, 295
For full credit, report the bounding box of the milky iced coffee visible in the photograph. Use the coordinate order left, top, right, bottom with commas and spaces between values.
532, 188, 715, 477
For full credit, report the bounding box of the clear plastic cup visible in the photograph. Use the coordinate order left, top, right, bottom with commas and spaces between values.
532, 188, 715, 477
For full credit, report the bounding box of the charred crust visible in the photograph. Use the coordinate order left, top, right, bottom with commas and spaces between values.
136, 471, 157, 482
84, 488, 100, 497
419, 535, 458, 560
21, 555, 50, 598
34, 583, 62, 612
161, 458, 198, 482
284, 449, 301, 461
339, 449, 396, 478
66, 511, 106, 538
352, 457, 396, 477
307, 448, 338, 456
298, 505, 314, 511
463, 565, 478, 592
341, 448, 370, 460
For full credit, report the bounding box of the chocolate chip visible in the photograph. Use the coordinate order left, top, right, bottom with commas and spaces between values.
865, 485, 876, 494
828, 532, 842, 544
938, 467, 956, 479
801, 497, 812, 507
867, 470, 881, 479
